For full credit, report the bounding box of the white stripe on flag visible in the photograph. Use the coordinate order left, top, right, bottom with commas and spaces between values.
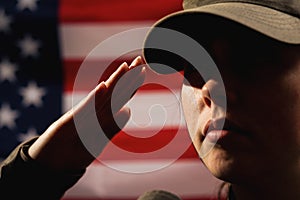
60, 22, 154, 59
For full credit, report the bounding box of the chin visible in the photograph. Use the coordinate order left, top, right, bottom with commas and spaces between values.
201, 147, 245, 183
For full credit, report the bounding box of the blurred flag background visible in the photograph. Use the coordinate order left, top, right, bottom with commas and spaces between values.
0, 0, 222, 199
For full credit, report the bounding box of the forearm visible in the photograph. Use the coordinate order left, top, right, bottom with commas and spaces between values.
28, 108, 97, 172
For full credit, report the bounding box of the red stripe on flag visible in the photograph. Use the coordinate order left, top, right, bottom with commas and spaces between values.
59, 0, 183, 22
98, 128, 199, 161
63, 59, 184, 92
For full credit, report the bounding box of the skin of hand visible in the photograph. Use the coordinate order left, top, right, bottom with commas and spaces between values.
28, 56, 146, 171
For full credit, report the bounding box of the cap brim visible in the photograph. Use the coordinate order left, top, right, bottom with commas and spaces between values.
143, 2, 300, 74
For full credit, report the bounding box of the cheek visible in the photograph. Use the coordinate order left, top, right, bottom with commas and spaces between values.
181, 85, 204, 142
285, 72, 300, 149
279, 64, 300, 133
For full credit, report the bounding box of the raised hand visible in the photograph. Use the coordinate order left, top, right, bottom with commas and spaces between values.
28, 56, 146, 171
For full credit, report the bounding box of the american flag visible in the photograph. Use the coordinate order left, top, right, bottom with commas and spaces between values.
0, 0, 223, 199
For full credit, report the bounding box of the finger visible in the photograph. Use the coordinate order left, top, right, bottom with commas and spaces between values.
111, 66, 146, 113
81, 56, 144, 114
94, 81, 109, 112
105, 56, 146, 113
94, 57, 143, 116
97, 62, 129, 112
105, 62, 129, 89
105, 55, 143, 89
73, 81, 107, 118
129, 56, 144, 69
95, 57, 145, 137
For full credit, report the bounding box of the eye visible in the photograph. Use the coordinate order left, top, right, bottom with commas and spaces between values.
183, 65, 205, 88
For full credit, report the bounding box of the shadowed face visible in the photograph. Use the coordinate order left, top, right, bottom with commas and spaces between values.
181, 22, 300, 185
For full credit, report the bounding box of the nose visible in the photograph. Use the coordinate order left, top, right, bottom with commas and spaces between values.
201, 79, 227, 108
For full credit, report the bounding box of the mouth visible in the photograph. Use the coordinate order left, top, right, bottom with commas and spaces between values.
202, 118, 247, 142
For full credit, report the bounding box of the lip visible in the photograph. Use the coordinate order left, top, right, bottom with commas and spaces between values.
202, 118, 247, 142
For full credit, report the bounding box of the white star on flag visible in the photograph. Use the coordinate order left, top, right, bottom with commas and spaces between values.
0, 103, 19, 129
17, 0, 39, 11
17, 127, 39, 142
0, 59, 18, 82
18, 35, 41, 58
19, 81, 46, 107
0, 9, 12, 33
